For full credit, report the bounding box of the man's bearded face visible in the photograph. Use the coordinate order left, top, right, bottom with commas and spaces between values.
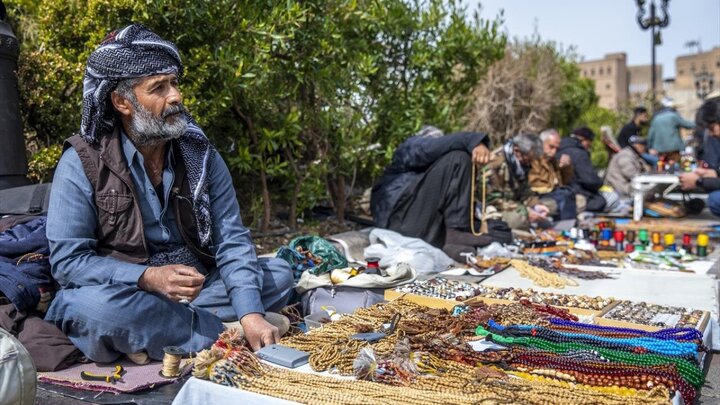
128, 99, 187, 146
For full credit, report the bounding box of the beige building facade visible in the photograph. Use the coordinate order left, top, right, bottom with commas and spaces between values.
667, 47, 720, 119
578, 49, 719, 119
579, 53, 629, 110
628, 64, 663, 105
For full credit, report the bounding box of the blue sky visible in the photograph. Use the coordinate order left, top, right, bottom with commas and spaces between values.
473, 0, 720, 79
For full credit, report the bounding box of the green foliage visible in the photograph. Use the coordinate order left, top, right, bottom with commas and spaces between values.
5, 0, 506, 229
572, 105, 627, 168
27, 144, 62, 183
547, 53, 598, 136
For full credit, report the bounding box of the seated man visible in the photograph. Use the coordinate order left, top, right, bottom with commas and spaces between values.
528, 129, 576, 220
45, 25, 293, 362
617, 106, 649, 148
680, 98, 720, 214
484, 133, 551, 229
370, 127, 494, 260
558, 127, 606, 212
602, 136, 652, 213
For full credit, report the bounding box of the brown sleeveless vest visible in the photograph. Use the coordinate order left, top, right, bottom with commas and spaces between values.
65, 130, 213, 266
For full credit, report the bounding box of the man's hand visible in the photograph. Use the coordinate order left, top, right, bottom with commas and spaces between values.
138, 264, 204, 303
558, 154, 571, 168
241, 313, 280, 351
472, 144, 491, 166
527, 204, 549, 223
695, 168, 718, 178
649, 149, 658, 156
679, 172, 700, 190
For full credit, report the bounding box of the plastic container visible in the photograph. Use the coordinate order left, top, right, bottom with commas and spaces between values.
304, 312, 329, 330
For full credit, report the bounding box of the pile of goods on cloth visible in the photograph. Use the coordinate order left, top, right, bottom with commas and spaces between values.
192, 299, 704, 404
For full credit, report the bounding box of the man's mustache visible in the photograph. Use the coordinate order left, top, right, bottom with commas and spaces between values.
162, 104, 186, 119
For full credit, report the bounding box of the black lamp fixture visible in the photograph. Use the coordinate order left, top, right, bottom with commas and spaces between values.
635, 0, 670, 110
695, 70, 715, 100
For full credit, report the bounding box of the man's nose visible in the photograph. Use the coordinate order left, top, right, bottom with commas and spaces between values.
167, 85, 183, 105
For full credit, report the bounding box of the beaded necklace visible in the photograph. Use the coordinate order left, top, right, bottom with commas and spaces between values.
549, 318, 704, 342
476, 325, 703, 388
488, 322, 700, 358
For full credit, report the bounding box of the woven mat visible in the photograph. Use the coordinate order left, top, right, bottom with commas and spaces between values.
38, 359, 192, 394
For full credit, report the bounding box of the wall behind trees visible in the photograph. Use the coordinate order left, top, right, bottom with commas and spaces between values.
6, 0, 507, 231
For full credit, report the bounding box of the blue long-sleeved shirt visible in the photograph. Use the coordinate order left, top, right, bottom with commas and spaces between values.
47, 132, 264, 318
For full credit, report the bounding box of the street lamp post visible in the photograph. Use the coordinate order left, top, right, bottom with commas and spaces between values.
635, 0, 670, 110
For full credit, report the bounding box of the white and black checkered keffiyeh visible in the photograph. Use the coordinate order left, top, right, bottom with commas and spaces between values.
80, 24, 213, 247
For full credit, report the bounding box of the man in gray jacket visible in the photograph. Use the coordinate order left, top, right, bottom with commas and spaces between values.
604, 136, 652, 199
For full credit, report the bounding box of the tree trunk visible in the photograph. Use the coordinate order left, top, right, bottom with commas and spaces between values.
289, 178, 302, 229
233, 105, 271, 232
333, 176, 346, 223
258, 169, 271, 233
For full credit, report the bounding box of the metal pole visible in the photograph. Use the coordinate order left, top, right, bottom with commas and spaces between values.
650, 1, 657, 109
0, 5, 29, 190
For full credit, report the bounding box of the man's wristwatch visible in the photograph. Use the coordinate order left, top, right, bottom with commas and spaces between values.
696, 177, 704, 188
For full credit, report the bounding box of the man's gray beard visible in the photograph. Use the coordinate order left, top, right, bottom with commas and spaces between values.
128, 102, 188, 147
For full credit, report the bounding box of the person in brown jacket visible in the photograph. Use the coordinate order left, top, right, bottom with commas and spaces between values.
528, 129, 576, 220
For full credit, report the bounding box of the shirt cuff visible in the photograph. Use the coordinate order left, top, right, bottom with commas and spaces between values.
113, 263, 151, 286
230, 290, 266, 320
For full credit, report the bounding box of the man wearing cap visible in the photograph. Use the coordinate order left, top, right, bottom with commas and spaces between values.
648, 97, 696, 162
604, 136, 652, 199
557, 127, 606, 212
45, 25, 293, 362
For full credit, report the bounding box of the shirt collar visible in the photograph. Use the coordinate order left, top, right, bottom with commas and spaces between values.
119, 128, 174, 167
120, 128, 141, 167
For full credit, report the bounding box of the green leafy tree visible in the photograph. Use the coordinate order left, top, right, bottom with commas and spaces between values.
6, 0, 506, 230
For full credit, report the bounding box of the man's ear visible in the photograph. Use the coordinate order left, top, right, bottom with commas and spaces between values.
110, 91, 133, 117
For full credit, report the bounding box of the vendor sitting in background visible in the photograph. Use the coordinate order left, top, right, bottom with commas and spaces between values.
484, 133, 551, 230
680, 98, 720, 216
602, 136, 652, 213
528, 129, 576, 221
370, 127, 494, 260
558, 127, 606, 212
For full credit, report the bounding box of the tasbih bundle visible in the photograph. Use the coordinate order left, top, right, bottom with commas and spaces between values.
193, 322, 671, 404
510, 259, 578, 288
527, 257, 612, 280
476, 319, 704, 404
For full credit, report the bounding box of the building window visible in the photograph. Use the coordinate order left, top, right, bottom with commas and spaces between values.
606, 83, 611, 90
679, 69, 684, 75
591, 68, 595, 76
599, 67, 604, 75
607, 67, 612, 75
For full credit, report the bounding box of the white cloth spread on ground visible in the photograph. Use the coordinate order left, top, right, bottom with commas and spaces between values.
364, 229, 454, 275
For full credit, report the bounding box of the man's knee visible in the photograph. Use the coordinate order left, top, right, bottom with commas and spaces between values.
438, 150, 472, 167
261, 257, 294, 294
708, 191, 720, 216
